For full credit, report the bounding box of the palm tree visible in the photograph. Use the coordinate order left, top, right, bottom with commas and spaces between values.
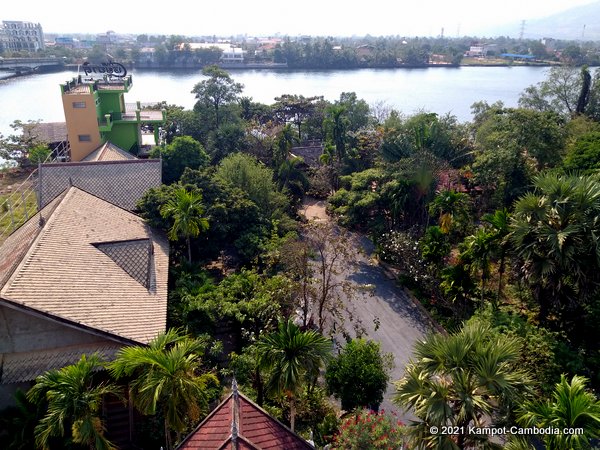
517, 375, 600, 450
27, 353, 121, 450
482, 208, 510, 304
510, 173, 600, 323
394, 319, 530, 450
256, 320, 332, 431
109, 329, 218, 450
460, 227, 495, 307
160, 187, 209, 263
428, 189, 470, 236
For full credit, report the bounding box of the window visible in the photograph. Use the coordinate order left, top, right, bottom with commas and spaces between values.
78, 134, 91, 142
72, 101, 86, 109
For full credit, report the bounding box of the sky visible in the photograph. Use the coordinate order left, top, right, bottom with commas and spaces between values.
1, 0, 598, 38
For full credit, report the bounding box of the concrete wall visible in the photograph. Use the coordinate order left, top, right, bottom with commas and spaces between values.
0, 304, 123, 408
62, 90, 102, 161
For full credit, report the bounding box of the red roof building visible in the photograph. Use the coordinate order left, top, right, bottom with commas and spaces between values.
177, 382, 314, 450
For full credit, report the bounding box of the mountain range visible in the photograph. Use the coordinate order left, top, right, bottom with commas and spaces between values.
485, 1, 600, 40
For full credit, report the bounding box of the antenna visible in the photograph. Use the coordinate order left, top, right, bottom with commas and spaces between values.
440, 27, 445, 38
582, 24, 586, 41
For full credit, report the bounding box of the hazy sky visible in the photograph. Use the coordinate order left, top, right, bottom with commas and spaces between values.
2, 0, 597, 37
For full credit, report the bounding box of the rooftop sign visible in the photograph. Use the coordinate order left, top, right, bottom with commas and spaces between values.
82, 61, 127, 78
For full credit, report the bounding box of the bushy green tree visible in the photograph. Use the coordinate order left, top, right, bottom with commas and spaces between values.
191, 65, 243, 128
153, 135, 209, 184
325, 338, 393, 412
562, 131, 600, 173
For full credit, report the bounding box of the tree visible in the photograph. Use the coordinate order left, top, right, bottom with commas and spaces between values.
428, 189, 470, 236
109, 330, 219, 450
482, 208, 511, 304
510, 173, 600, 325
394, 319, 530, 450
273, 94, 323, 141
325, 338, 393, 412
519, 65, 582, 117
516, 375, 600, 450
153, 135, 209, 184
27, 354, 121, 450
281, 221, 359, 332
324, 104, 349, 163
160, 187, 209, 263
460, 227, 495, 306
256, 320, 332, 431
562, 131, 600, 173
191, 65, 243, 128
215, 152, 288, 216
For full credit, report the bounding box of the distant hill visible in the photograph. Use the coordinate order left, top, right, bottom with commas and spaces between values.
485, 1, 600, 40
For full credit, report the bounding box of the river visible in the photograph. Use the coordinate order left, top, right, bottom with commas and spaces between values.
0, 66, 551, 136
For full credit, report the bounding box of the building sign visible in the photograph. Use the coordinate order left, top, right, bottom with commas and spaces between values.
82, 61, 127, 78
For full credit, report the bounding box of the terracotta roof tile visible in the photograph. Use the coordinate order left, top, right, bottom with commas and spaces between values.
177, 390, 313, 450
0, 187, 169, 344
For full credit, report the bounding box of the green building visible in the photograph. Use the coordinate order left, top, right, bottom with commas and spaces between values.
60, 72, 165, 161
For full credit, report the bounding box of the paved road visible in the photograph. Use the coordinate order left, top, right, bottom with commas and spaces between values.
301, 199, 438, 421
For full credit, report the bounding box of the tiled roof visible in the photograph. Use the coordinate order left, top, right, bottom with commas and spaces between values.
81, 142, 138, 162
0, 186, 169, 345
26, 122, 68, 144
177, 385, 314, 450
39, 158, 162, 211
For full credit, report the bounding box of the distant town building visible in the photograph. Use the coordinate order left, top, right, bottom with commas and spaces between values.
466, 43, 498, 57
178, 42, 246, 64
0, 20, 45, 52
541, 37, 557, 52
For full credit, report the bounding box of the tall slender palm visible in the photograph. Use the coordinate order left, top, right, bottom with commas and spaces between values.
27, 353, 121, 450
256, 320, 332, 431
460, 227, 495, 307
394, 320, 530, 450
517, 375, 600, 450
482, 208, 510, 305
160, 187, 209, 263
109, 330, 218, 450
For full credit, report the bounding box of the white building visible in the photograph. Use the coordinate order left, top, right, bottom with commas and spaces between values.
1, 20, 45, 52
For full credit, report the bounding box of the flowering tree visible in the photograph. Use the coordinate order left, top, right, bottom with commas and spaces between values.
332, 409, 406, 450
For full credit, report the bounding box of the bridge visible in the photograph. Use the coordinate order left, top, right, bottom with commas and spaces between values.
0, 57, 66, 75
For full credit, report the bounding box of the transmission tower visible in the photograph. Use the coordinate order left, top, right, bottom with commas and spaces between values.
519, 20, 526, 40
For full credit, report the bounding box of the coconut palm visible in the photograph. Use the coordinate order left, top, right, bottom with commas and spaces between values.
394, 319, 530, 450
517, 375, 600, 450
256, 320, 332, 431
27, 353, 121, 450
160, 187, 209, 263
109, 329, 218, 450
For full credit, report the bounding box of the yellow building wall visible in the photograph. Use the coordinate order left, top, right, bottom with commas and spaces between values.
61, 91, 102, 161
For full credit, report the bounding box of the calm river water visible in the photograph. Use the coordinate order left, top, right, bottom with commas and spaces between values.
0, 66, 551, 136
